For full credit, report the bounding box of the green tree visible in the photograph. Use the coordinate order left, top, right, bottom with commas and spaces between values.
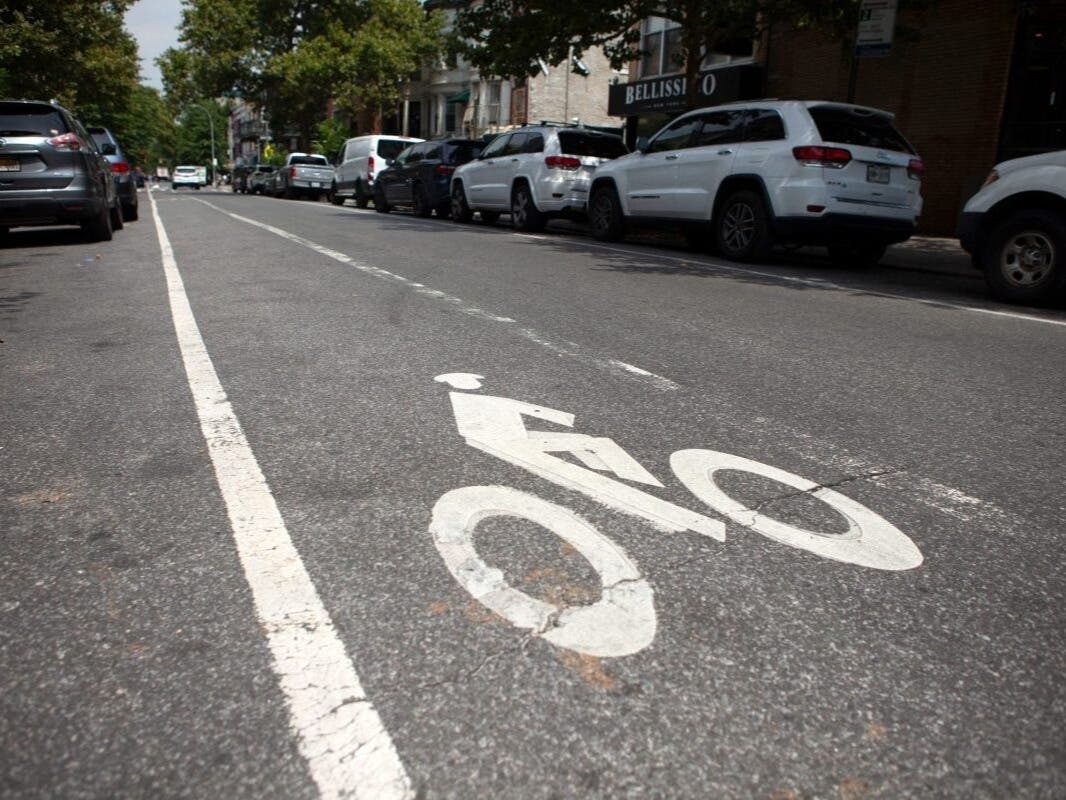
102, 85, 178, 170
174, 99, 230, 172
0, 0, 139, 120
160, 0, 442, 147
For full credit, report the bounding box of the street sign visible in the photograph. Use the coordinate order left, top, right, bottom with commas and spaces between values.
855, 0, 897, 58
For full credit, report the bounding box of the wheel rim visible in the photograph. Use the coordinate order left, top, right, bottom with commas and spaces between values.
513, 190, 527, 226
589, 193, 610, 233
1000, 230, 1055, 287
721, 202, 755, 252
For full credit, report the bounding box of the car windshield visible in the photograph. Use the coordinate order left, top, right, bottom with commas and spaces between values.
557, 131, 628, 159
376, 140, 410, 160
0, 103, 68, 137
290, 155, 329, 166
176, 167, 197, 174
808, 106, 914, 154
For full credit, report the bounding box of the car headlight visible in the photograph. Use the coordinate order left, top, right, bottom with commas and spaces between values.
981, 169, 999, 188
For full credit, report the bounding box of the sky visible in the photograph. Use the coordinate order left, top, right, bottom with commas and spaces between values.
125, 0, 184, 90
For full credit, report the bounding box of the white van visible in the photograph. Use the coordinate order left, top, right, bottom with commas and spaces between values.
331, 135, 423, 207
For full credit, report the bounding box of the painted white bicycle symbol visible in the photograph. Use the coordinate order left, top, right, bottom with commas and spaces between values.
430, 373, 922, 658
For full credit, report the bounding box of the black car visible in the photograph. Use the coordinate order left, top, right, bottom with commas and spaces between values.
88, 126, 138, 222
0, 99, 120, 241
373, 138, 483, 217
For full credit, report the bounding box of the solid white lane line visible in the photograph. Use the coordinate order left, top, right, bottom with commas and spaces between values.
196, 199, 680, 391
148, 191, 413, 800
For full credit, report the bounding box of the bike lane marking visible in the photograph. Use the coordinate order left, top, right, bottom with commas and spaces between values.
193, 199, 680, 391
147, 191, 413, 800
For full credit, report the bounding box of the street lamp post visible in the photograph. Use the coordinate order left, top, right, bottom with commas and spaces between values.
189, 103, 217, 186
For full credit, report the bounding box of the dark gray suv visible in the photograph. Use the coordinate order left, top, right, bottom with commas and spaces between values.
0, 99, 120, 242
88, 126, 138, 222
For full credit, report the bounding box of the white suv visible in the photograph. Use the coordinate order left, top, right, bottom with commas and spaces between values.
588, 100, 924, 266
450, 125, 628, 231
958, 150, 1066, 306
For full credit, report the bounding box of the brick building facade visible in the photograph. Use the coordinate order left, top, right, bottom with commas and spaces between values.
761, 0, 1021, 234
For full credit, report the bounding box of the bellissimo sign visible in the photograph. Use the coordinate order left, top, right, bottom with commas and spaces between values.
608, 64, 762, 116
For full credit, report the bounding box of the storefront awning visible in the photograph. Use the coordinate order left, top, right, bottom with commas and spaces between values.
446, 89, 471, 104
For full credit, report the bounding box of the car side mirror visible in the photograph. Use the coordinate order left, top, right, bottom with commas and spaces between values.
386, 159, 396, 167
635, 137, 649, 154
101, 143, 117, 156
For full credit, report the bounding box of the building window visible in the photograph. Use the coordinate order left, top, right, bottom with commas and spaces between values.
445, 101, 456, 134
487, 81, 502, 126
640, 17, 684, 77
511, 83, 528, 125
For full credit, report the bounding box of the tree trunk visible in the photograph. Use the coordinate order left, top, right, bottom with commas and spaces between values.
682, 1, 703, 111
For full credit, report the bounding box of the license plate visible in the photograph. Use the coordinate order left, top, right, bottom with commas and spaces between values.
311, 181, 321, 188
867, 164, 890, 184
0, 157, 20, 172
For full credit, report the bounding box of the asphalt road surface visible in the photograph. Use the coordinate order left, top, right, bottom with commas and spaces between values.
3, 187, 1065, 799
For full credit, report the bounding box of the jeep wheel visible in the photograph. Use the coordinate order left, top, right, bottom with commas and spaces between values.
511, 183, 547, 232
329, 184, 344, 206
588, 185, 624, 242
373, 186, 391, 214
83, 200, 113, 242
983, 209, 1066, 307
412, 184, 433, 218
355, 182, 370, 209
716, 190, 772, 262
451, 184, 473, 223
110, 200, 124, 231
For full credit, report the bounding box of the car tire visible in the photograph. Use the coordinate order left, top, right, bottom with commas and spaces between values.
451, 183, 473, 223
715, 189, 772, 262
982, 208, 1066, 306
122, 201, 138, 222
83, 200, 113, 242
828, 242, 886, 268
373, 186, 390, 213
355, 182, 370, 209
435, 202, 451, 219
511, 182, 547, 232
329, 184, 344, 206
110, 200, 124, 231
588, 184, 624, 242
480, 210, 500, 225
412, 184, 433, 218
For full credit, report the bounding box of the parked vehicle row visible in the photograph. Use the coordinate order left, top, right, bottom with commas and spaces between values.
0, 99, 135, 242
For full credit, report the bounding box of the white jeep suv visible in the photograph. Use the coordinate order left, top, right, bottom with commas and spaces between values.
588, 100, 924, 266
958, 150, 1066, 306
450, 125, 628, 231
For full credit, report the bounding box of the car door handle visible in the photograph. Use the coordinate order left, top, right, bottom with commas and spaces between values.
511, 158, 519, 162
717, 149, 734, 155
665, 154, 679, 160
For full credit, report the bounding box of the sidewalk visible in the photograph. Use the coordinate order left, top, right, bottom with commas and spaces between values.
884, 236, 975, 278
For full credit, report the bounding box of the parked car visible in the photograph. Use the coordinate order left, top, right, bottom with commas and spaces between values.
450, 125, 628, 230
87, 126, 138, 222
588, 100, 924, 266
272, 152, 333, 200
332, 135, 423, 208
0, 98, 121, 242
958, 150, 1066, 306
372, 138, 483, 217
248, 165, 276, 195
173, 165, 207, 189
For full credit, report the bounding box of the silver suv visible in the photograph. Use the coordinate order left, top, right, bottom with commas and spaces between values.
588, 100, 924, 266
450, 125, 627, 231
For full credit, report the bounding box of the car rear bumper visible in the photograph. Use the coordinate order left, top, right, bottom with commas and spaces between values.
772, 213, 917, 245
0, 188, 105, 227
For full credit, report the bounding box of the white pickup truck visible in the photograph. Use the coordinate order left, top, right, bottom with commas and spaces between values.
272, 153, 334, 200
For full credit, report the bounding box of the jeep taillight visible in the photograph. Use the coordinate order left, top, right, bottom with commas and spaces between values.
47, 132, 84, 151
792, 145, 851, 168
907, 158, 925, 180
111, 162, 129, 174
545, 155, 581, 170
289, 166, 297, 178
435, 164, 455, 176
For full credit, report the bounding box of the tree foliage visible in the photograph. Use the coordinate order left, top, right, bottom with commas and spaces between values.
454, 0, 936, 110
161, 0, 443, 147
174, 99, 230, 170
0, 0, 139, 120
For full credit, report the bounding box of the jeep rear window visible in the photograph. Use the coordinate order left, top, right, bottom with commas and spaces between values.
557, 132, 627, 158
376, 140, 410, 160
290, 155, 329, 166
808, 107, 914, 153
445, 143, 481, 164
0, 103, 68, 137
